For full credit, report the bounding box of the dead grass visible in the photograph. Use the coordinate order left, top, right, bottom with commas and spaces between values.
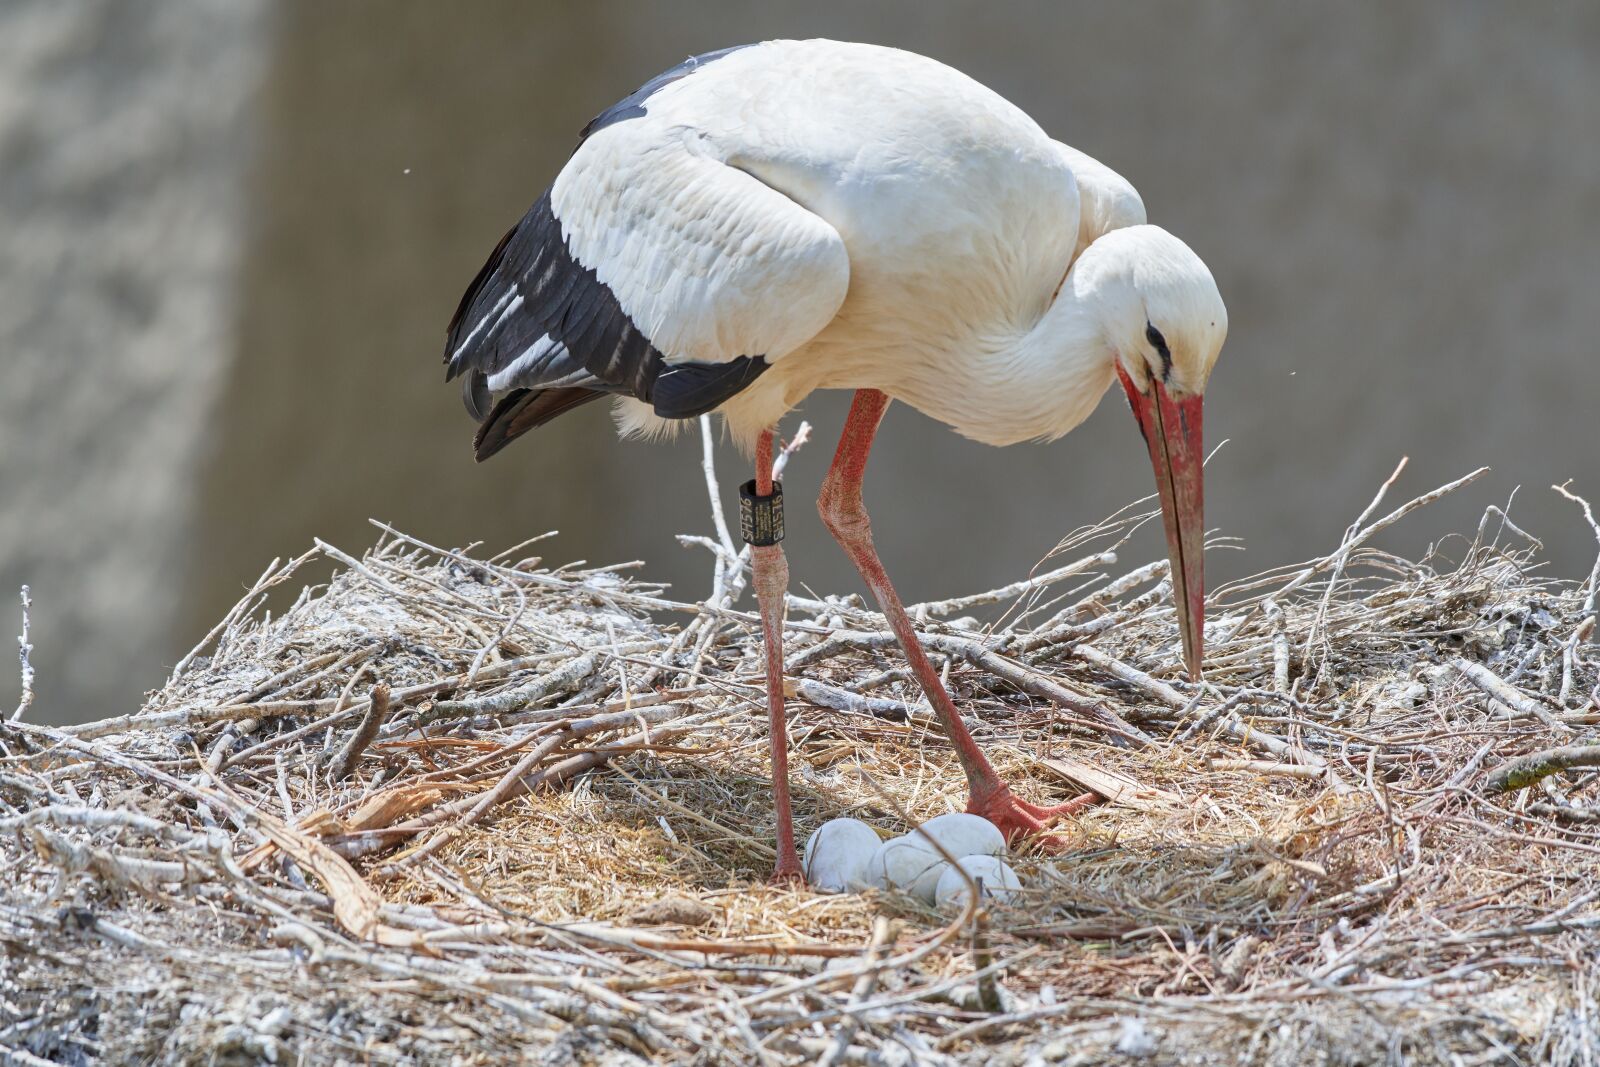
3, 437, 1599, 1065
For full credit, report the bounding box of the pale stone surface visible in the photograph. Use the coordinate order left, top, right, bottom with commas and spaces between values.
194, 2, 1600, 667
8, 2, 1600, 723
0, 1, 268, 722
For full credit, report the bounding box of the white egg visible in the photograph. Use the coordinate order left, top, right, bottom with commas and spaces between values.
801, 818, 882, 892
865, 835, 949, 903
935, 855, 1022, 912
912, 812, 1006, 861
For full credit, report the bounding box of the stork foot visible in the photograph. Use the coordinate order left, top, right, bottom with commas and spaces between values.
967, 784, 1099, 849
768, 855, 805, 887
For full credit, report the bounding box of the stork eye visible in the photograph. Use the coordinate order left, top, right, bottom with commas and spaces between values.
1145, 322, 1173, 380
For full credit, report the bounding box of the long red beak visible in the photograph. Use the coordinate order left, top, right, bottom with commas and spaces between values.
1117, 365, 1205, 680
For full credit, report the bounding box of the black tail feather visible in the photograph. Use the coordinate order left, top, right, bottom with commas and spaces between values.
473, 387, 605, 461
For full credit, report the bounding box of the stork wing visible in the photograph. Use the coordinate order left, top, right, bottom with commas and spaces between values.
445, 123, 850, 459
1052, 141, 1147, 261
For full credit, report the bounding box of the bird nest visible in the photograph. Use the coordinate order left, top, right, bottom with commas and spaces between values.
4, 437, 1600, 1066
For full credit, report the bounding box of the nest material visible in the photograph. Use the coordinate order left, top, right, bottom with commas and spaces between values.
3, 446, 1600, 1066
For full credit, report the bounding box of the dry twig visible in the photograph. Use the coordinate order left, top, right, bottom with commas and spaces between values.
3, 454, 1598, 1065
1483, 744, 1600, 794
11, 585, 33, 723
329, 683, 391, 780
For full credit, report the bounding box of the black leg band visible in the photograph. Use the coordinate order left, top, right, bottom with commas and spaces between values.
739, 479, 785, 546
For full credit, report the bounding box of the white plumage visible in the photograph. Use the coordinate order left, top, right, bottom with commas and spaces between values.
578, 40, 1219, 446
447, 39, 1222, 449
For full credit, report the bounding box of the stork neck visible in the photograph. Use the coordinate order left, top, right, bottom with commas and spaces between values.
905, 294, 1110, 448
985, 273, 1118, 443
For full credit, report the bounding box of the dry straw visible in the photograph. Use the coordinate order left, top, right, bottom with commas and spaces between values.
3, 424, 1599, 1064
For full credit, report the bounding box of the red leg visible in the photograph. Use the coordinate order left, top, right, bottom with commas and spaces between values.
752, 429, 803, 884
817, 391, 1096, 846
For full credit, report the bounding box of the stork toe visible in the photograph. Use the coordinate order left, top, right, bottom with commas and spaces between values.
967, 785, 1099, 850
767, 861, 806, 888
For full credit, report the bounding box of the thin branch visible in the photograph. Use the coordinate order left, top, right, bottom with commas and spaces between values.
1554, 480, 1600, 617
1303, 457, 1409, 680
11, 586, 33, 722
1214, 467, 1489, 606
1263, 598, 1290, 695
1484, 744, 1600, 794
907, 551, 1117, 620
699, 414, 739, 566
330, 684, 391, 781
1451, 658, 1573, 736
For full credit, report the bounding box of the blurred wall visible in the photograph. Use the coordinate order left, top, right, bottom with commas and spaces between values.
4, 2, 1598, 723
0, 1, 267, 724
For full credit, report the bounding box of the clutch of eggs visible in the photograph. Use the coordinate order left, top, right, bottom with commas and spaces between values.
802, 813, 1020, 907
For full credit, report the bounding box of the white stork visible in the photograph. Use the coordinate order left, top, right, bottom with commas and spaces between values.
445, 39, 1227, 883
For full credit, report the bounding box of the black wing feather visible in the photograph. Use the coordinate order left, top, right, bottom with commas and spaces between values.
445, 224, 517, 365
473, 388, 606, 461
443, 193, 770, 459
443, 44, 770, 460
652, 357, 770, 420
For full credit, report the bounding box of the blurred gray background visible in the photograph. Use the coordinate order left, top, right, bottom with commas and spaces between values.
3, 1, 1597, 725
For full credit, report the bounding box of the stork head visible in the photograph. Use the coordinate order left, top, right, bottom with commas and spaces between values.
1081, 225, 1227, 680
